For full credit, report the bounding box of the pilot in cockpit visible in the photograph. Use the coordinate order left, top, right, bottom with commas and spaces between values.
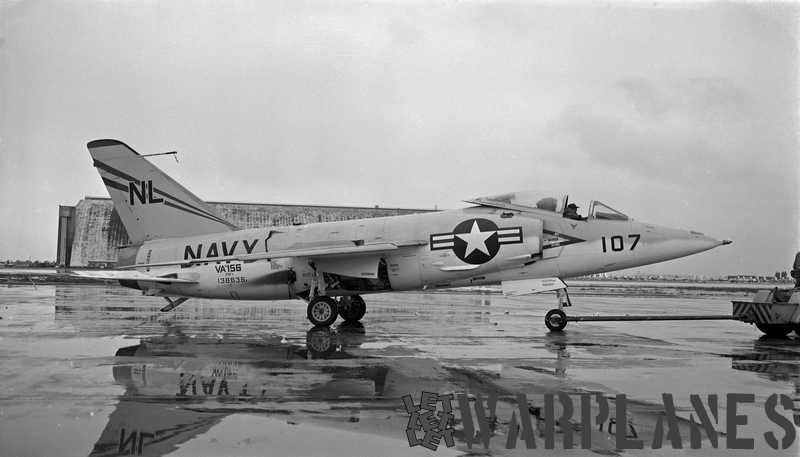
564, 203, 584, 221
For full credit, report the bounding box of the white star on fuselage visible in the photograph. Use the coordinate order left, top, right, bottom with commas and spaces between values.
456, 220, 494, 258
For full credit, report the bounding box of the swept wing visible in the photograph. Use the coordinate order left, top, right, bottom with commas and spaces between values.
118, 240, 428, 270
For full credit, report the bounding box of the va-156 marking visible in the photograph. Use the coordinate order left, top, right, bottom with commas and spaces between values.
58, 139, 730, 331
214, 264, 242, 273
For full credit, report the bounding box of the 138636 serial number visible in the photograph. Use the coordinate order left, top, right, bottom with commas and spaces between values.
218, 276, 247, 284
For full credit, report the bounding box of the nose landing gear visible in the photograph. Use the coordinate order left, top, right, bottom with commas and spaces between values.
545, 288, 572, 332
545, 309, 568, 332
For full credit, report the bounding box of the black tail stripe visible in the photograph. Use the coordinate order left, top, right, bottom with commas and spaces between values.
163, 200, 234, 225
102, 177, 128, 192
94, 160, 235, 228
93, 160, 139, 183
152, 186, 234, 226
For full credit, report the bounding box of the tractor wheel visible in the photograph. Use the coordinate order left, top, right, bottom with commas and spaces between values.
755, 323, 794, 338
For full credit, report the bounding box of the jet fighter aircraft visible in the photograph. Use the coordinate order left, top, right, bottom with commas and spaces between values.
67, 139, 730, 331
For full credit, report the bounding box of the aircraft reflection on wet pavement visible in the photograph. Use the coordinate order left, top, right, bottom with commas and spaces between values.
87, 324, 799, 456
90, 324, 393, 456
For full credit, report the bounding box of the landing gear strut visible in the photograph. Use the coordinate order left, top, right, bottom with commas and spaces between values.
545, 288, 572, 332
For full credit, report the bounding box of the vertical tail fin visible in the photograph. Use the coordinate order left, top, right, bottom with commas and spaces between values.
88, 139, 237, 243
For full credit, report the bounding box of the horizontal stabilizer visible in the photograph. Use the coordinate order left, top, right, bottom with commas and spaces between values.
502, 277, 566, 296
69, 270, 196, 284
0, 268, 195, 284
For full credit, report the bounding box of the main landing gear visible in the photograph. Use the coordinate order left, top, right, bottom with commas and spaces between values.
545, 288, 572, 332
337, 295, 366, 323
306, 295, 366, 327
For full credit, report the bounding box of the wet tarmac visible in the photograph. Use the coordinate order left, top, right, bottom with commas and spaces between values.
0, 284, 798, 456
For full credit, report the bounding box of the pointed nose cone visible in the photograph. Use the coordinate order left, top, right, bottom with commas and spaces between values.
692, 233, 729, 252
658, 229, 731, 260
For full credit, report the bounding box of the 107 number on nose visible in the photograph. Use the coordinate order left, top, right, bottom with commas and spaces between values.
601, 234, 640, 252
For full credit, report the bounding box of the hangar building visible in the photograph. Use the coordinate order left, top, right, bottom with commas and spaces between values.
57, 197, 433, 267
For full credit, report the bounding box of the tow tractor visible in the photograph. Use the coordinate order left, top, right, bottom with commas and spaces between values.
544, 253, 800, 338
731, 286, 800, 337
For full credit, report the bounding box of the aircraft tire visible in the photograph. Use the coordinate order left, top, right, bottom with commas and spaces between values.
338, 295, 366, 322
755, 323, 794, 338
307, 296, 338, 327
545, 309, 567, 332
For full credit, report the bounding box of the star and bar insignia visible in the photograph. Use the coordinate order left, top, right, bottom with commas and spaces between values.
430, 218, 523, 265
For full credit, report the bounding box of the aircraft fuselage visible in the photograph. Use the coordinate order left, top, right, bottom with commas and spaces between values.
127, 205, 724, 300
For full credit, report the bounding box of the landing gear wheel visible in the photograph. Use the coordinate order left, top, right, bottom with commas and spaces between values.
545, 309, 567, 332
338, 295, 366, 322
755, 323, 794, 338
307, 296, 338, 327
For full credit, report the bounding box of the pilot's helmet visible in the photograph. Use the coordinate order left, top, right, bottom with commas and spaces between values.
567, 203, 579, 209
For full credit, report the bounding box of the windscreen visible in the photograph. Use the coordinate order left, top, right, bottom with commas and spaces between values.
590, 201, 629, 221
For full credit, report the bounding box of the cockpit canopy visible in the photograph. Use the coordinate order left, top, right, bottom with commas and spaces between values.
466, 191, 630, 221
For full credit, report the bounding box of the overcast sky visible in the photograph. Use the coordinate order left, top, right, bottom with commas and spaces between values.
1, 1, 797, 275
